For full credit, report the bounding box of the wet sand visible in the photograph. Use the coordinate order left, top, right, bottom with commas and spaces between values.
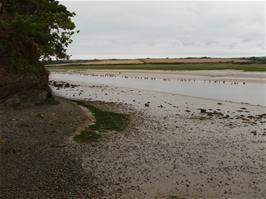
49, 69, 266, 83
49, 76, 266, 199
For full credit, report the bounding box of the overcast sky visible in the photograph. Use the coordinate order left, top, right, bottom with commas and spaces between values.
60, 1, 265, 59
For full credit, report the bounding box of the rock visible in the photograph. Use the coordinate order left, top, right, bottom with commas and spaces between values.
144, 102, 150, 107
199, 108, 207, 113
247, 115, 255, 119
36, 113, 44, 119
257, 113, 266, 119
213, 111, 223, 116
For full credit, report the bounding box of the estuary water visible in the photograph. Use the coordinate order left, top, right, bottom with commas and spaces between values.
50, 72, 266, 106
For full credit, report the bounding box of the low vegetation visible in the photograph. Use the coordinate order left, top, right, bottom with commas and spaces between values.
48, 62, 266, 72
74, 101, 129, 143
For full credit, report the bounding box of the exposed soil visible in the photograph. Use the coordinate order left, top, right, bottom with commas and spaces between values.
0, 98, 102, 198
0, 68, 50, 103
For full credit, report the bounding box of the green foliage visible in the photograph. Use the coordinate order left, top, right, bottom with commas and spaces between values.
75, 130, 101, 143
246, 57, 266, 64
0, 0, 77, 73
74, 101, 129, 143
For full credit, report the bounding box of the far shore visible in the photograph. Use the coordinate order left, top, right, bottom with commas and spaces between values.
49, 69, 266, 84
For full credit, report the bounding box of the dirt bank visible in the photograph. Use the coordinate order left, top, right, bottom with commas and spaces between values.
0, 98, 102, 198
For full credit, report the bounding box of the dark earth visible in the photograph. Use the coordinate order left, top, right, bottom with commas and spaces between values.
0, 98, 102, 198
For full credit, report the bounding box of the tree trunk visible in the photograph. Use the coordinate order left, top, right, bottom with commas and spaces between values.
0, 66, 51, 104
0, 1, 51, 105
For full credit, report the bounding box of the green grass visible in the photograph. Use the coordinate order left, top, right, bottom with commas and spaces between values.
47, 63, 266, 72
74, 130, 101, 142
74, 101, 129, 143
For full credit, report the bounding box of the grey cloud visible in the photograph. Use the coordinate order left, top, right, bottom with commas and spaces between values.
60, 1, 265, 59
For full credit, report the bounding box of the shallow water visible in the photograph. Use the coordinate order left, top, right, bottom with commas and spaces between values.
50, 72, 266, 106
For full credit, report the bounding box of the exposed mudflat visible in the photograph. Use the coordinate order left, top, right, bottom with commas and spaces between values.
49, 69, 266, 83
50, 78, 266, 199
1, 68, 265, 199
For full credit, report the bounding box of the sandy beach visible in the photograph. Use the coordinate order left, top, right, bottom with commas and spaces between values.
49, 70, 266, 199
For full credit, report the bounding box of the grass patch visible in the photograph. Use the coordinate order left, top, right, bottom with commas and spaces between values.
47, 62, 266, 72
74, 130, 101, 142
74, 101, 129, 143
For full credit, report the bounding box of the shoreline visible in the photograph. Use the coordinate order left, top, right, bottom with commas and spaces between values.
2, 73, 265, 198
49, 69, 266, 84
2, 78, 265, 198
49, 70, 266, 106
51, 79, 265, 108
49, 81, 266, 199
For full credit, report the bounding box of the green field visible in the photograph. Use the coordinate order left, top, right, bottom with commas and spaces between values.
47, 63, 266, 72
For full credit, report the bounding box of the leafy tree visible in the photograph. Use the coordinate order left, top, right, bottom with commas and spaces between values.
0, 0, 77, 100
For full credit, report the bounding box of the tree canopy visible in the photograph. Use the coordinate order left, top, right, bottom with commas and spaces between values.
0, 0, 77, 73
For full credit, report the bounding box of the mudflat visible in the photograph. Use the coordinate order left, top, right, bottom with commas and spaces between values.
1, 69, 265, 198
49, 69, 266, 83
50, 77, 266, 199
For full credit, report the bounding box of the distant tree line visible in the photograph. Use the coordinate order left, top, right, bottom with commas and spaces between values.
245, 57, 266, 64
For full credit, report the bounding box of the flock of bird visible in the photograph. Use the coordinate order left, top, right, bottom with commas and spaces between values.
79, 73, 247, 85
